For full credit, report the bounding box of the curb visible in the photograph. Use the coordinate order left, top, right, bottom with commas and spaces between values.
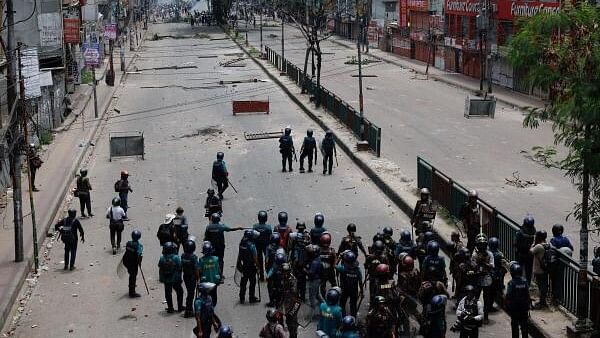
327, 37, 543, 111
231, 30, 552, 338
0, 33, 146, 333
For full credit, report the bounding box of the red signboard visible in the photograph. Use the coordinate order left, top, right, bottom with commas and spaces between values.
400, 0, 408, 27
407, 0, 428, 10
497, 0, 560, 20
63, 18, 80, 44
232, 100, 270, 115
445, 0, 481, 16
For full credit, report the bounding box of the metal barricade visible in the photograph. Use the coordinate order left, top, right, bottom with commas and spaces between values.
109, 131, 145, 161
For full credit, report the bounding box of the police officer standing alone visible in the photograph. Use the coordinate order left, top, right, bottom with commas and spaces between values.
310, 213, 327, 245
279, 127, 295, 172
55, 209, 85, 271
204, 213, 244, 276
27, 143, 42, 192
75, 168, 93, 217
411, 188, 436, 232
299, 129, 317, 173
321, 130, 337, 175
114, 170, 133, 215
123, 230, 143, 297
212, 152, 229, 200
238, 229, 260, 304
107, 197, 127, 255
158, 242, 184, 313
205, 188, 223, 220
505, 263, 530, 338
253, 210, 273, 281
181, 239, 200, 317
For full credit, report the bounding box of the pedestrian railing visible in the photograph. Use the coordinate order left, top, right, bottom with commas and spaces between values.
417, 156, 599, 327
264, 46, 382, 156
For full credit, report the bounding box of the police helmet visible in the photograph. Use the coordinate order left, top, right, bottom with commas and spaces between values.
278, 211, 288, 224
325, 288, 340, 305
420, 187, 430, 196
509, 261, 523, 278
383, 227, 393, 237
468, 189, 478, 198
112, 197, 121, 206
347, 223, 357, 233
430, 294, 447, 311
402, 255, 415, 270
376, 263, 390, 276
341, 315, 356, 330
374, 295, 386, 304
183, 239, 196, 253
68, 208, 77, 218
258, 210, 268, 223
244, 229, 255, 239
488, 237, 499, 251
216, 152, 224, 160
29, 143, 36, 148
131, 229, 142, 241
271, 233, 281, 245
373, 240, 385, 253
198, 281, 216, 294
427, 240, 440, 256
202, 241, 214, 255
282, 262, 291, 272
424, 231, 435, 243
458, 247, 470, 259
523, 215, 535, 227
217, 325, 232, 338
176, 206, 184, 215
314, 213, 324, 228
372, 231, 384, 243
210, 213, 221, 224
275, 252, 287, 265
535, 230, 547, 241
552, 224, 564, 237
163, 241, 176, 255
464, 284, 476, 294
320, 233, 332, 247
325, 129, 333, 136
284, 127, 291, 135
305, 244, 319, 257
121, 170, 129, 177
266, 308, 278, 322
296, 221, 306, 231
400, 229, 411, 242
307, 129, 313, 137
79, 168, 88, 176
343, 251, 357, 264
207, 188, 215, 196
475, 234, 488, 251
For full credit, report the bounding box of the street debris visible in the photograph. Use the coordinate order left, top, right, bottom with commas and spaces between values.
244, 131, 284, 141
344, 56, 380, 65
219, 58, 247, 67
521, 146, 560, 168
268, 34, 278, 38
219, 78, 258, 85
140, 84, 223, 90
505, 171, 538, 188
178, 126, 223, 139
151, 33, 206, 40
135, 65, 197, 72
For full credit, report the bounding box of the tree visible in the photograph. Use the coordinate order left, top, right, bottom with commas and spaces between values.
509, 1, 600, 330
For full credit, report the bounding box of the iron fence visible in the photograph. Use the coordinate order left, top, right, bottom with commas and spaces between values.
417, 156, 599, 327
263, 46, 382, 156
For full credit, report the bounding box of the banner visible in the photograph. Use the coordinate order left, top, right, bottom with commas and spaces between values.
38, 13, 63, 47
496, 0, 560, 20
21, 48, 41, 99
64, 18, 80, 44
83, 42, 101, 67
400, 0, 408, 27
104, 24, 117, 40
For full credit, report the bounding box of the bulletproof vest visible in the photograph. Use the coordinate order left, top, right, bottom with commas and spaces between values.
368, 309, 391, 334
340, 236, 359, 255
303, 136, 316, 151
181, 253, 197, 276
492, 251, 506, 279
158, 224, 172, 243
205, 224, 225, 249
60, 218, 75, 244
254, 223, 272, 245
417, 200, 436, 222
291, 232, 309, 263
123, 241, 138, 267
464, 204, 481, 229
238, 240, 255, 267
198, 296, 214, 323
424, 256, 445, 281
310, 227, 325, 244
320, 247, 335, 270
212, 160, 226, 178
162, 254, 177, 275
279, 135, 293, 151
463, 297, 479, 319
396, 241, 416, 257
507, 278, 529, 312
207, 196, 221, 209
76, 177, 89, 192
340, 264, 360, 287
322, 137, 334, 154
516, 228, 535, 254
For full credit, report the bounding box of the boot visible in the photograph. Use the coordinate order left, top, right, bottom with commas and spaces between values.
112, 246, 117, 255
249, 297, 260, 303
299, 167, 305, 173
184, 310, 194, 318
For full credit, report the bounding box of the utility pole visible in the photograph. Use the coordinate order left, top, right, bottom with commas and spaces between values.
260, 4, 263, 54
17, 47, 40, 273
6, 0, 24, 263
281, 15, 284, 69
356, 0, 365, 140
92, 67, 98, 119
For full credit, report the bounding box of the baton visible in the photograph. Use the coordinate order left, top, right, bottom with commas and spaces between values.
257, 271, 262, 302
139, 263, 150, 295
335, 154, 339, 167
227, 179, 239, 194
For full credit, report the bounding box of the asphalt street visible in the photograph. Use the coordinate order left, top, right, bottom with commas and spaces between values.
244, 21, 586, 256
8, 23, 515, 338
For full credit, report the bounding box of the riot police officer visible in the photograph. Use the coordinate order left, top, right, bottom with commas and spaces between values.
289, 222, 310, 300
416, 231, 435, 271
280, 262, 300, 337
366, 296, 395, 337
453, 285, 483, 338
212, 152, 229, 199
253, 210, 273, 281
56, 208, 85, 271
454, 247, 477, 305
299, 129, 318, 173
364, 240, 389, 303
422, 241, 448, 287
267, 252, 287, 307
459, 190, 481, 251
204, 188, 222, 220
181, 239, 199, 317
204, 213, 244, 275
114, 170, 133, 214
319, 233, 337, 296
338, 223, 367, 259
318, 288, 343, 337
336, 251, 363, 317
514, 215, 536, 284
198, 241, 220, 305
158, 242, 184, 313
305, 244, 323, 314
505, 263, 530, 338
310, 213, 327, 244
395, 229, 417, 259
471, 234, 494, 323
238, 229, 260, 304
274, 211, 292, 248
279, 127, 295, 172
321, 130, 337, 175
193, 282, 221, 337
382, 227, 397, 274
422, 294, 448, 338
397, 255, 420, 296
336, 315, 360, 338
411, 188, 436, 232
123, 229, 143, 298
260, 309, 287, 337
488, 237, 507, 313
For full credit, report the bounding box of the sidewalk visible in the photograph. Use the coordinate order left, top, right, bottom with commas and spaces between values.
0, 33, 145, 332
233, 28, 572, 338
328, 35, 545, 110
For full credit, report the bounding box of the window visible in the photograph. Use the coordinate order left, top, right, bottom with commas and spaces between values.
384, 1, 397, 12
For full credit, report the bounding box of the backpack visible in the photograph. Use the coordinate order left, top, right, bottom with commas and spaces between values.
60, 218, 75, 244
181, 253, 197, 276
212, 160, 226, 178
321, 138, 334, 153
123, 241, 138, 268
255, 224, 272, 246
162, 255, 177, 275
540, 244, 558, 273
238, 241, 255, 269
507, 279, 530, 313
